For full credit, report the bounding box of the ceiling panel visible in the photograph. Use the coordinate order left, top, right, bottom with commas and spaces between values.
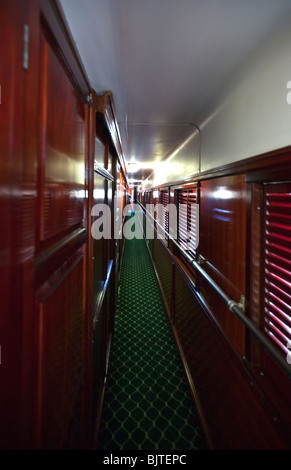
124, 123, 196, 163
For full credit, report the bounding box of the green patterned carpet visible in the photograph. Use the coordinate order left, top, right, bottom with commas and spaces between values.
97, 235, 206, 450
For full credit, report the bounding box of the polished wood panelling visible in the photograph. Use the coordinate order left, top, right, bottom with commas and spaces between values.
246, 182, 261, 363
35, 255, 84, 449
92, 172, 106, 316
96, 91, 126, 177
0, 0, 28, 449
37, 25, 85, 247
33, 17, 88, 449
90, 100, 121, 444
199, 175, 247, 355
0, 0, 124, 450
173, 266, 285, 449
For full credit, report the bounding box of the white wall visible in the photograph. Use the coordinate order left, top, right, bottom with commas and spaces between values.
151, 128, 200, 187
151, 13, 291, 186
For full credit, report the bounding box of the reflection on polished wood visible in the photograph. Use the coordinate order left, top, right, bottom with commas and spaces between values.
199, 175, 247, 355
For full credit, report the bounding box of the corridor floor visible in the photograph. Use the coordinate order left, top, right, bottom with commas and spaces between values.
97, 235, 207, 450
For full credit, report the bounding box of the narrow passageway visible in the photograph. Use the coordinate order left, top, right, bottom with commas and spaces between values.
97, 235, 206, 450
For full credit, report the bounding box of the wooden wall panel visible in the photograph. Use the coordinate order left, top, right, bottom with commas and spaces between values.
32, 12, 88, 449
0, 0, 123, 449
35, 255, 84, 449
173, 264, 285, 449
92, 172, 106, 315
174, 269, 202, 371
247, 182, 262, 363
0, 0, 27, 449
38, 25, 85, 246
199, 175, 247, 355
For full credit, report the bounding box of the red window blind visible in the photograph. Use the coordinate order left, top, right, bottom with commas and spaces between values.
262, 183, 291, 356
161, 190, 169, 237
178, 186, 198, 258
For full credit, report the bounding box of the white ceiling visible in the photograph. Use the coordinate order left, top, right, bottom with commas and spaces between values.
58, 0, 291, 182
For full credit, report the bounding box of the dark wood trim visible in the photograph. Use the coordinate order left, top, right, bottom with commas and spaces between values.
96, 91, 127, 180
82, 97, 94, 450
146, 145, 291, 191
245, 182, 262, 366
95, 90, 112, 114
198, 145, 291, 182
170, 181, 199, 191
34, 227, 87, 290
35, 249, 83, 303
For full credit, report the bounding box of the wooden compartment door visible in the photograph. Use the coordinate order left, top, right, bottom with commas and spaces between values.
33, 19, 88, 449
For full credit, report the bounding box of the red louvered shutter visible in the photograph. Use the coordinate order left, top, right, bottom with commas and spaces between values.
178, 190, 188, 250
262, 183, 291, 356
178, 186, 198, 258
162, 190, 169, 238
187, 189, 198, 257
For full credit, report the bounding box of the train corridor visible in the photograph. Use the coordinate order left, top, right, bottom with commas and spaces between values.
97, 229, 207, 450
2, 0, 291, 451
